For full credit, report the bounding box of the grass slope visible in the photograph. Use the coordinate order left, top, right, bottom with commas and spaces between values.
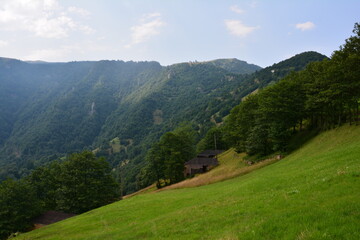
162, 150, 279, 190
18, 125, 360, 239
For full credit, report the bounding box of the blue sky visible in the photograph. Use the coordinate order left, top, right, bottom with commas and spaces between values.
0, 0, 358, 67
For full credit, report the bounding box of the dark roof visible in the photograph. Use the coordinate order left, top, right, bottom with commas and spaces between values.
185, 157, 219, 166
197, 150, 224, 158
32, 211, 77, 225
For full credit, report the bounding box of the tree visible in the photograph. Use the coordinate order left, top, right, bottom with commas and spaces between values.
172, 123, 197, 160
146, 143, 165, 188
56, 151, 120, 213
26, 161, 62, 211
135, 164, 154, 190
0, 179, 41, 239
245, 114, 271, 156
146, 125, 196, 188
197, 126, 228, 153
223, 94, 260, 153
160, 133, 187, 184
331, 22, 360, 124
259, 73, 307, 151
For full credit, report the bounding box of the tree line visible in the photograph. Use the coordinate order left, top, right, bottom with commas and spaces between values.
0, 151, 120, 239
222, 23, 360, 158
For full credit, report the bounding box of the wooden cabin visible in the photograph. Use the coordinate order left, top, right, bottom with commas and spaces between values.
184, 150, 223, 177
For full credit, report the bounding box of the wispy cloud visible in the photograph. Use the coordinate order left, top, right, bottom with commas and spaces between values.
67, 6, 91, 17
0, 0, 94, 38
230, 5, 244, 14
249, 1, 258, 8
0, 40, 8, 47
24, 42, 110, 61
225, 20, 258, 37
25, 48, 71, 61
126, 13, 165, 48
296, 21, 315, 31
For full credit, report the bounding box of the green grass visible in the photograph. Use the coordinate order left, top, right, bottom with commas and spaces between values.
109, 137, 121, 153
18, 125, 360, 239
163, 150, 279, 191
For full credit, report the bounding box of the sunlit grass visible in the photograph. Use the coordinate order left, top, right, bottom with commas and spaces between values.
17, 125, 360, 240
163, 149, 279, 190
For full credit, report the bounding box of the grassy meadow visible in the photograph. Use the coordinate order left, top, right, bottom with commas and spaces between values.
17, 125, 360, 239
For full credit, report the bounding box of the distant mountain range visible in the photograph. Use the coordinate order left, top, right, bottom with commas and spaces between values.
0, 52, 327, 193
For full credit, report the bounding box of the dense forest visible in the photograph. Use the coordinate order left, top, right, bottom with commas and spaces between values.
0, 151, 119, 239
0, 59, 260, 194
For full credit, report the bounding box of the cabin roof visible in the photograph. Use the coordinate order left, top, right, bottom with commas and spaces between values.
185, 157, 218, 166
196, 150, 224, 158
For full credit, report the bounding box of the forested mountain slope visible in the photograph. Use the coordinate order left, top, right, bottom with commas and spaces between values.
0, 60, 163, 178
232, 51, 328, 99
93, 52, 326, 193
0, 52, 326, 193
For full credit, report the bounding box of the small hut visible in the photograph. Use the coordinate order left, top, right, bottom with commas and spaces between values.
184, 150, 223, 177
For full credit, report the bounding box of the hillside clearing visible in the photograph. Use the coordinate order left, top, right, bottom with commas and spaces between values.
162, 150, 279, 191
124, 149, 278, 197
17, 125, 360, 239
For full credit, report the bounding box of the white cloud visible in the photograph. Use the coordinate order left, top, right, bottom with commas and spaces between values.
225, 20, 258, 37
67, 6, 90, 17
0, 40, 8, 47
296, 21, 315, 31
126, 12, 165, 48
230, 5, 244, 14
31, 16, 76, 38
143, 12, 161, 19
0, 0, 94, 38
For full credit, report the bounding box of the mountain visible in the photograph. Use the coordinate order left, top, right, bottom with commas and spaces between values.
0, 59, 163, 179
230, 51, 329, 99
204, 58, 261, 74
0, 52, 326, 193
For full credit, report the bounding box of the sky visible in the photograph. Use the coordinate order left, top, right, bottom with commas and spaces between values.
0, 0, 359, 67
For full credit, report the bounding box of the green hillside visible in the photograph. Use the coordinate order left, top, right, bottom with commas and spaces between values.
94, 52, 326, 193
18, 125, 360, 239
0, 52, 326, 193
0, 58, 257, 184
